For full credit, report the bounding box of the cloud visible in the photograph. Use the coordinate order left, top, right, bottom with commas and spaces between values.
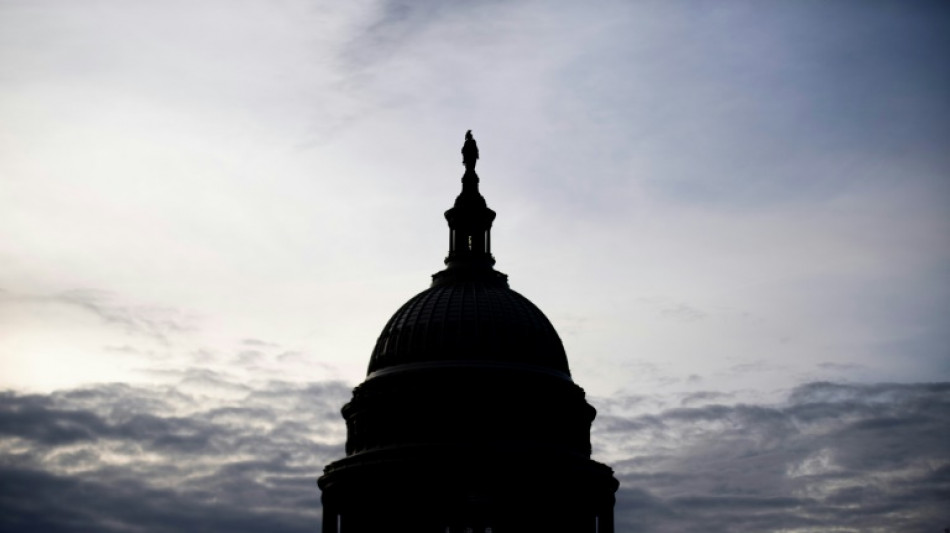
0, 289, 196, 346
0, 467, 319, 533
1, 378, 946, 531
56, 289, 196, 344
0, 377, 350, 532
678, 390, 733, 407
241, 338, 280, 348
597, 381, 950, 532
659, 303, 706, 322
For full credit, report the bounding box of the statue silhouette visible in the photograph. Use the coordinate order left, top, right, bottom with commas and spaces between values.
462, 130, 479, 171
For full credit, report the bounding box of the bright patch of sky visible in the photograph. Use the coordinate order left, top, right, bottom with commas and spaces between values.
2, 0, 948, 399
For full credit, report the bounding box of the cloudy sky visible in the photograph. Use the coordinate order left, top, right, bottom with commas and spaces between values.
1, 1, 948, 531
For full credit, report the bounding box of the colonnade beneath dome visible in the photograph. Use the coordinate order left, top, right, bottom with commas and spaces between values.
320, 452, 617, 533
321, 505, 616, 533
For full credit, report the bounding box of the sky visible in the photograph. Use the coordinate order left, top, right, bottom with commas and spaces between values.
1, 1, 948, 531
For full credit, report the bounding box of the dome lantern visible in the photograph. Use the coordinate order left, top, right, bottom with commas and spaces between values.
439, 131, 500, 283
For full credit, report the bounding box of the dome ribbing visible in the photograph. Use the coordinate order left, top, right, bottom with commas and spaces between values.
367, 278, 570, 376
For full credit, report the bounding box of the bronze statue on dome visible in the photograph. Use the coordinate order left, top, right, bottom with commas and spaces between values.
462, 130, 479, 171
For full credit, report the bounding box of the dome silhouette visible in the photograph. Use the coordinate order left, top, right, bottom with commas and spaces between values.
318, 132, 617, 533
368, 278, 571, 376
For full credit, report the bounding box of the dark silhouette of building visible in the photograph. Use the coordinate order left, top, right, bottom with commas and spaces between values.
318, 133, 618, 533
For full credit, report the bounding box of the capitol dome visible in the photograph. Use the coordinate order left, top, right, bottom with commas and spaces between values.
367, 277, 571, 376
318, 132, 618, 533
365, 147, 571, 378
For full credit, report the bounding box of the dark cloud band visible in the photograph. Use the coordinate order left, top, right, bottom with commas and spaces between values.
1, 379, 947, 532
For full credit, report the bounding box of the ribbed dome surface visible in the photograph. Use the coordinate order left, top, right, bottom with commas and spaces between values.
368, 279, 570, 376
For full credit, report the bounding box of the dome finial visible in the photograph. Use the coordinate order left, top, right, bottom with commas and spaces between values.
437, 131, 500, 285
462, 130, 479, 172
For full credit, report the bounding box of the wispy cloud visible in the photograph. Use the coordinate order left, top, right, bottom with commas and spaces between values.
55, 289, 196, 344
